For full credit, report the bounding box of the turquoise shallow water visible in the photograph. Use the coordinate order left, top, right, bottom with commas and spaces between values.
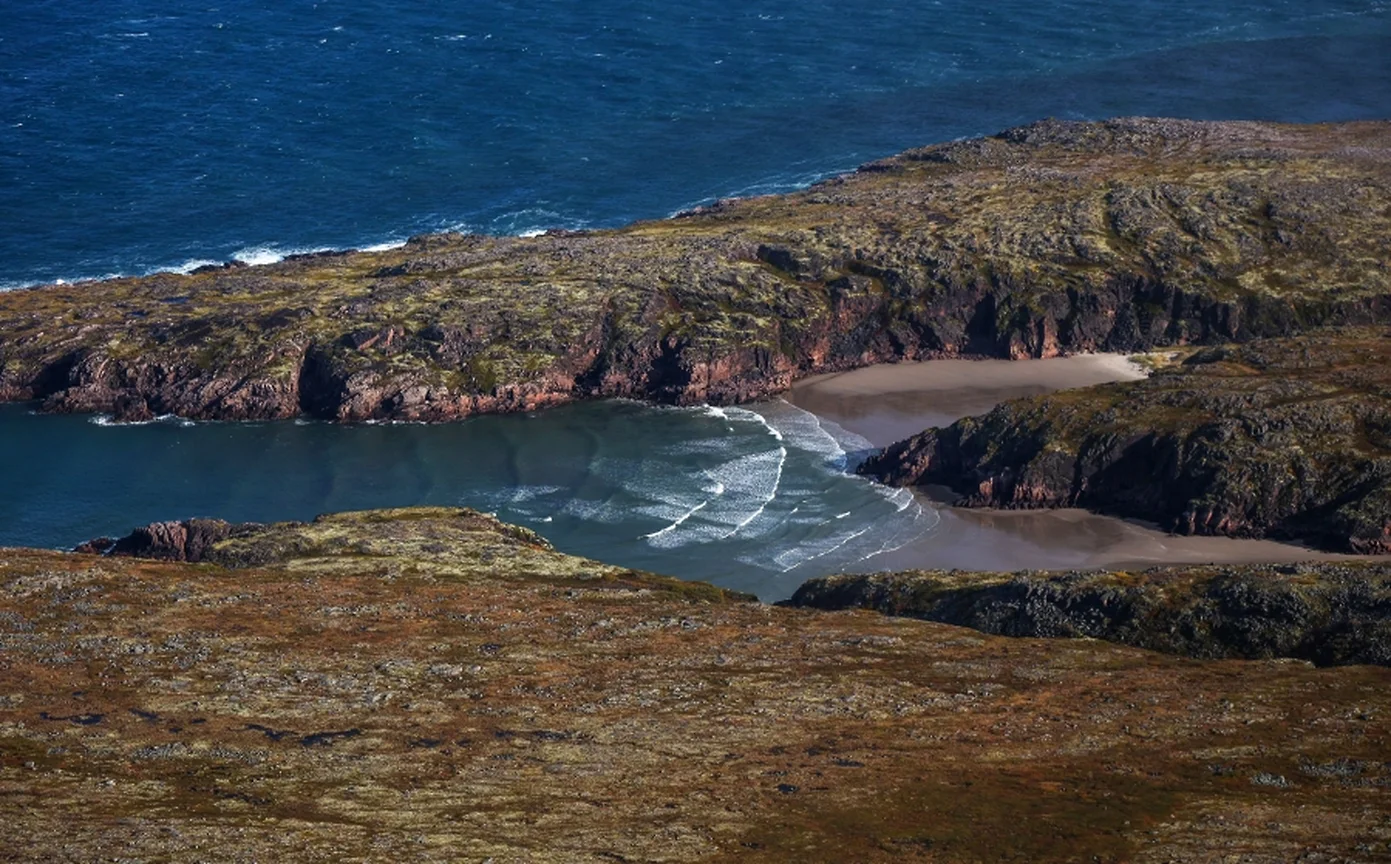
0, 402, 934, 599
3, 2, 1390, 597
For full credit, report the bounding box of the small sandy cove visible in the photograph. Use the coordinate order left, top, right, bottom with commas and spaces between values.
788, 354, 1356, 572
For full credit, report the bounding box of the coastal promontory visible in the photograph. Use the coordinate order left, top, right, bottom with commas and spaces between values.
2, 117, 1389, 422
858, 327, 1391, 553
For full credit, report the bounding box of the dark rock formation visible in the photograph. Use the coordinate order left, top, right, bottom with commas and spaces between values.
785, 563, 1391, 666
859, 328, 1391, 553
3, 117, 1390, 422
97, 518, 246, 562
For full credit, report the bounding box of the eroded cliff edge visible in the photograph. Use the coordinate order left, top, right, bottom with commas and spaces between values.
858, 327, 1391, 553
2, 117, 1389, 421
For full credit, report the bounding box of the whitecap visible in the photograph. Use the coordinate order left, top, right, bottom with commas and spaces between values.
170, 258, 221, 274
712, 445, 787, 540
87, 413, 195, 428
560, 498, 628, 525
773, 526, 873, 572
232, 245, 331, 266
642, 498, 711, 542
490, 208, 590, 237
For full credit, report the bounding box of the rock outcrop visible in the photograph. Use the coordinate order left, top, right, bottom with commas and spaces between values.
76, 506, 753, 601
786, 563, 1391, 667
3, 117, 1390, 422
859, 328, 1391, 553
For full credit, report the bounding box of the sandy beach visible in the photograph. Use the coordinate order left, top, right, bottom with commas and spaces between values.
792, 354, 1149, 448
789, 355, 1356, 572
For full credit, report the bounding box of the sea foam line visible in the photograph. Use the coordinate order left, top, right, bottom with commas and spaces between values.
775, 526, 873, 572
715, 406, 787, 539
642, 499, 711, 541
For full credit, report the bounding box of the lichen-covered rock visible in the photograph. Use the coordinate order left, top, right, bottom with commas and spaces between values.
79, 506, 753, 601
3, 118, 1390, 422
860, 328, 1391, 553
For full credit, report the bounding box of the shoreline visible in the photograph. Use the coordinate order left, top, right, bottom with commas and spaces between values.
788, 354, 1359, 572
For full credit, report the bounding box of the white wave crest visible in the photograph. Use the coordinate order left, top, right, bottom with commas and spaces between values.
89, 413, 195, 428
232, 244, 333, 266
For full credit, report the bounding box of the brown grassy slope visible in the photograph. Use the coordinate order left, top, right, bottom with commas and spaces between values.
1, 507, 1389, 862
2, 117, 1389, 421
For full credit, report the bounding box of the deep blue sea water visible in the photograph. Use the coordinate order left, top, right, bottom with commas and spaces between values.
2, 2, 1390, 597
3, 1, 1390, 287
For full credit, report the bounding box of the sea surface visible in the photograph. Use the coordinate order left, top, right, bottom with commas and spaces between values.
2, 2, 1390, 596
0, 401, 930, 600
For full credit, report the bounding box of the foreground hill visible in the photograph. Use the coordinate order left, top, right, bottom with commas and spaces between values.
2, 118, 1389, 422
2, 507, 1389, 861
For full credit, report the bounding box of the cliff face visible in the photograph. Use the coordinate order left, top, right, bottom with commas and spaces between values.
0, 506, 1385, 861
786, 564, 1391, 667
860, 328, 1391, 553
3, 118, 1390, 421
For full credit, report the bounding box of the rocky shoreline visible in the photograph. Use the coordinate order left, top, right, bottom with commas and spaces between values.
858, 327, 1391, 554
1, 118, 1389, 423
786, 563, 1391, 667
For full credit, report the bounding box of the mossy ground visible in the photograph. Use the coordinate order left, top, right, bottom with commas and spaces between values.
1, 508, 1389, 861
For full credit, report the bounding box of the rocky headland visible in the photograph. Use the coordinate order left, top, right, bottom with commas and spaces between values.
858, 327, 1391, 554
787, 563, 1391, 667
0, 506, 1385, 862
1, 117, 1389, 422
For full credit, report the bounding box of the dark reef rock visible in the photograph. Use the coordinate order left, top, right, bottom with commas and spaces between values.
99, 518, 247, 562
3, 117, 1390, 422
859, 328, 1391, 554
785, 563, 1391, 666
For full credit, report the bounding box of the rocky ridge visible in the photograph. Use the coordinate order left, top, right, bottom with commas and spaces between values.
786, 563, 1391, 667
860, 327, 1391, 553
0, 506, 1387, 861
2, 118, 1390, 422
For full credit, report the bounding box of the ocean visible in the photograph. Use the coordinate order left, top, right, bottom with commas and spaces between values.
2, 1, 1390, 596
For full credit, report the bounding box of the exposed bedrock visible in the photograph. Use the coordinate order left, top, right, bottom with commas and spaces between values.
786, 563, 1391, 667
859, 328, 1391, 553
2, 117, 1390, 421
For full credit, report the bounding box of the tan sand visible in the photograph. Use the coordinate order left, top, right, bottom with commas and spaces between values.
788, 355, 1356, 571
791, 354, 1148, 447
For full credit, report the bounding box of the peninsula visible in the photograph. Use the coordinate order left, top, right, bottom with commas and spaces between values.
1, 117, 1388, 422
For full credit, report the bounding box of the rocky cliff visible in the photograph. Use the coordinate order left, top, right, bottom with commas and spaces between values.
860, 327, 1391, 553
786, 563, 1391, 667
3, 118, 1390, 421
